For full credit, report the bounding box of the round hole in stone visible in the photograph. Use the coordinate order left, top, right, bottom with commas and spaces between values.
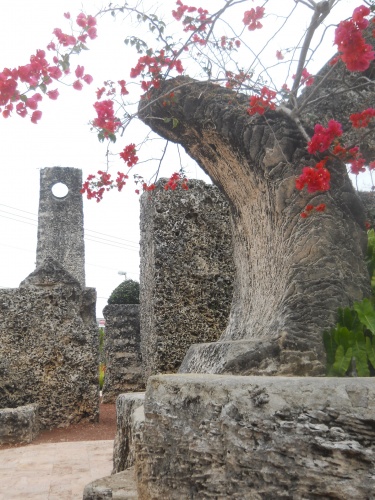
51, 182, 69, 198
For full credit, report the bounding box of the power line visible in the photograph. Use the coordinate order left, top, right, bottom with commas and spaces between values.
0, 204, 37, 216
84, 233, 138, 249
0, 242, 35, 253
0, 214, 138, 251
85, 228, 139, 245
0, 209, 38, 223
0, 214, 37, 227
0, 203, 140, 246
86, 262, 139, 274
85, 237, 138, 251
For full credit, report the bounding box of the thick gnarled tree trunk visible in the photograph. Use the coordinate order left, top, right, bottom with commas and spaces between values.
139, 76, 371, 376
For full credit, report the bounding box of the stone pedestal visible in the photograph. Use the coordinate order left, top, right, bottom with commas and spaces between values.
113, 393, 145, 474
0, 258, 98, 429
37, 167, 86, 287
135, 374, 375, 499
0, 404, 39, 445
140, 179, 234, 379
102, 305, 144, 403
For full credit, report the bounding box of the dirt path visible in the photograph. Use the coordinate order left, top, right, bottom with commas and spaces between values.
0, 403, 117, 450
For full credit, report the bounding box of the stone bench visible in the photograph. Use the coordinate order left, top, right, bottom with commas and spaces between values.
83, 393, 145, 499
0, 403, 39, 445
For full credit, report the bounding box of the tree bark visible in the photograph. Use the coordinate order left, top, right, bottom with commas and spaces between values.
138, 76, 371, 376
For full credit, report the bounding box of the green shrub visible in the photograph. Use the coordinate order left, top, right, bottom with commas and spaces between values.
323, 230, 375, 377
323, 299, 375, 376
99, 363, 106, 390
99, 327, 105, 364
108, 279, 140, 305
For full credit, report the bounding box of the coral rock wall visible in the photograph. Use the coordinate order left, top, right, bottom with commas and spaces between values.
102, 305, 144, 403
140, 179, 235, 379
0, 258, 98, 429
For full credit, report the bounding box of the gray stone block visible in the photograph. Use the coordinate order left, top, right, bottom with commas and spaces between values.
102, 305, 144, 404
0, 404, 39, 444
140, 179, 234, 379
0, 262, 99, 429
36, 167, 86, 287
180, 339, 324, 376
135, 374, 375, 499
113, 393, 145, 474
82, 468, 138, 499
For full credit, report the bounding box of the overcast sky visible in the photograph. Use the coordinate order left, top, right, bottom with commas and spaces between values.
0, 0, 366, 316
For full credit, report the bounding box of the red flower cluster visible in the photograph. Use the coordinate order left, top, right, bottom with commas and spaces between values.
350, 155, 366, 175
130, 50, 183, 91
0, 48, 64, 120
293, 68, 314, 87
164, 172, 189, 191
73, 65, 93, 91
76, 13, 97, 40
243, 7, 265, 31
162, 91, 175, 107
300, 203, 326, 218
92, 100, 121, 136
172, 1, 211, 32
307, 120, 343, 154
172, 0, 197, 21
80, 171, 112, 202
331, 143, 367, 176
296, 158, 330, 193
350, 108, 375, 128
220, 37, 241, 50
95, 80, 127, 100
118, 80, 129, 96
141, 182, 156, 193
120, 144, 139, 167
247, 86, 276, 115
0, 11, 98, 123
115, 171, 129, 191
334, 5, 374, 72
225, 70, 251, 89
53, 28, 77, 47
81, 169, 130, 202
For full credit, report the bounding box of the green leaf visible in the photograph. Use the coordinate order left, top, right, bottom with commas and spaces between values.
338, 306, 360, 332
354, 298, 375, 334
39, 83, 47, 94
108, 133, 117, 143
172, 118, 179, 128
349, 329, 369, 376
163, 117, 171, 124
355, 350, 370, 376
366, 336, 375, 369
323, 330, 337, 368
333, 326, 350, 352
366, 229, 375, 287
332, 345, 352, 376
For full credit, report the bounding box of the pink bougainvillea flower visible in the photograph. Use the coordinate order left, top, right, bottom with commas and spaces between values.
83, 74, 93, 84
307, 120, 343, 154
75, 65, 85, 78
31, 110, 42, 124
47, 89, 59, 100
73, 80, 83, 90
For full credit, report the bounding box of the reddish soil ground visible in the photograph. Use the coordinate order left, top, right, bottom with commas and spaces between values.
0, 403, 117, 450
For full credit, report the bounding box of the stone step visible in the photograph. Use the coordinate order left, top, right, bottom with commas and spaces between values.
82, 467, 138, 499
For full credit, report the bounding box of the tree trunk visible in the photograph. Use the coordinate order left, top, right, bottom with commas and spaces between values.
138, 76, 371, 376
